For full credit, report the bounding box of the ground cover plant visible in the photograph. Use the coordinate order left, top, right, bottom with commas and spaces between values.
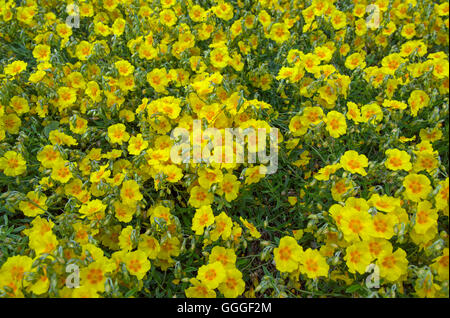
0, 0, 448, 298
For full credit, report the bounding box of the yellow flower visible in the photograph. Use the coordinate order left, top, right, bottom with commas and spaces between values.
408, 90, 430, 117
19, 191, 47, 217
10, 96, 29, 115
289, 115, 309, 136
185, 278, 216, 298
340, 207, 373, 242
210, 212, 233, 241
369, 212, 397, 239
299, 248, 329, 279
340, 150, 368, 176
210, 47, 230, 69
344, 242, 374, 274
431, 248, 449, 281
413, 200, 438, 235
197, 261, 226, 289
127, 134, 148, 155
218, 268, 245, 298
240, 217, 261, 238
385, 149, 412, 171
107, 123, 130, 145
0, 151, 27, 176
345, 53, 366, 70
403, 173, 432, 202
160, 8, 177, 26
189, 186, 214, 208
269, 23, 290, 44
32, 44, 51, 61
376, 248, 408, 282
209, 246, 236, 269
325, 111, 347, 138
360, 103, 383, 123
273, 236, 302, 273
192, 205, 215, 235
4, 60, 27, 76
138, 235, 160, 259
368, 194, 401, 213
123, 250, 151, 280
115, 60, 135, 77
120, 180, 143, 205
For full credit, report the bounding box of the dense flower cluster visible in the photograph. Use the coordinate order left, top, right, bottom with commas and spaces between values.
0, 0, 448, 298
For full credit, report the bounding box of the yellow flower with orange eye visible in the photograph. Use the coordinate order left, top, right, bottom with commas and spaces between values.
89, 164, 111, 183
75, 41, 93, 61
157, 235, 181, 261
209, 246, 237, 269
32, 44, 51, 61
85, 81, 102, 102
9, 96, 29, 115
408, 90, 429, 117
325, 111, 347, 138
269, 23, 290, 44
160, 8, 177, 26
314, 163, 342, 181
147, 68, 170, 93
340, 207, 373, 242
185, 278, 216, 298
273, 236, 302, 273
191, 205, 215, 235
210, 47, 230, 69
384, 149, 412, 171
189, 4, 206, 22
4, 60, 27, 76
69, 116, 88, 135
0, 151, 26, 176
413, 151, 439, 173
120, 180, 143, 206
127, 134, 148, 156
123, 250, 151, 280
112, 201, 134, 223
435, 178, 449, 213
197, 261, 226, 289
344, 241, 374, 274
369, 212, 397, 240
382, 99, 407, 111
115, 60, 135, 77
360, 103, 383, 123
210, 212, 233, 241
19, 191, 47, 217
138, 235, 160, 260
211, 1, 234, 21
376, 248, 408, 282
50, 160, 73, 183
189, 186, 214, 208
302, 53, 321, 73
161, 165, 183, 183
331, 178, 355, 202
107, 123, 130, 145
56, 86, 77, 108
413, 200, 438, 235
216, 174, 240, 202
401, 23, 416, 39
299, 248, 329, 279
403, 173, 432, 202
79, 199, 107, 220
218, 267, 246, 298
368, 194, 401, 213
80, 258, 114, 292
339, 150, 369, 176
431, 248, 449, 281
345, 52, 366, 70
346, 101, 362, 123
112, 18, 126, 36
198, 168, 223, 190
330, 9, 346, 29
381, 53, 405, 75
